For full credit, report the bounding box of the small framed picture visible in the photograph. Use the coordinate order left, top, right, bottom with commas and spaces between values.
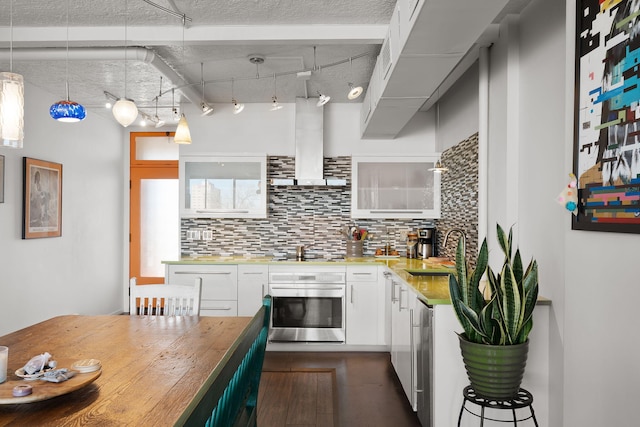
23, 157, 62, 239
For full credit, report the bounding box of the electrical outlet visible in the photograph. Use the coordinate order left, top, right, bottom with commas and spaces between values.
202, 230, 213, 241
399, 230, 409, 241
186, 229, 201, 240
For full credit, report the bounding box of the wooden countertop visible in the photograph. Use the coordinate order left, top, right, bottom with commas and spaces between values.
0, 315, 252, 426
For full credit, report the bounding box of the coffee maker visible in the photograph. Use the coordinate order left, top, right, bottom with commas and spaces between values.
417, 226, 437, 259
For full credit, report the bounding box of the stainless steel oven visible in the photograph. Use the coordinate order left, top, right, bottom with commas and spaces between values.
268, 266, 346, 343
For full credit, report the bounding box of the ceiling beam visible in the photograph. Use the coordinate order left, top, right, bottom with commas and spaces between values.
0, 24, 388, 48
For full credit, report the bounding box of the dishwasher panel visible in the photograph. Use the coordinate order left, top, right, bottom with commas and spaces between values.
416, 299, 433, 427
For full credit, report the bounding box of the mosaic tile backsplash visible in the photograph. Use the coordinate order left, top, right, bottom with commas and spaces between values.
181, 135, 479, 261
434, 133, 479, 266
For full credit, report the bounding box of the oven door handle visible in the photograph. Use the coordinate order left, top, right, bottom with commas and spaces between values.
270, 286, 345, 291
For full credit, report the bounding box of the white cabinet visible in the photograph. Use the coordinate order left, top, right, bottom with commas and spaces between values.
166, 264, 238, 316
346, 266, 384, 345
237, 265, 268, 316
351, 156, 441, 219
391, 277, 418, 409
179, 155, 267, 218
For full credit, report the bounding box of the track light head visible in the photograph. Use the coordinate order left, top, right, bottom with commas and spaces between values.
347, 83, 363, 100
316, 90, 330, 107
232, 99, 245, 114
271, 96, 283, 111
200, 101, 214, 116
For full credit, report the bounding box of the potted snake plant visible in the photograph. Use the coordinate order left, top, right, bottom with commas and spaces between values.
448, 224, 539, 399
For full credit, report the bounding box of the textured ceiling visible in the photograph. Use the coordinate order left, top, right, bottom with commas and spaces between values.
0, 0, 531, 128
0, 0, 393, 125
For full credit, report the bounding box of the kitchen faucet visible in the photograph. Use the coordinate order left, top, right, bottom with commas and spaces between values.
443, 228, 466, 258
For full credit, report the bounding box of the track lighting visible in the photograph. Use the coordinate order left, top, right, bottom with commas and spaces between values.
152, 78, 165, 127
316, 90, 330, 107
270, 96, 283, 111
200, 101, 214, 116
138, 112, 164, 128
270, 74, 283, 111
347, 83, 363, 100
231, 78, 244, 114
199, 63, 214, 116
233, 100, 245, 114
346, 57, 363, 100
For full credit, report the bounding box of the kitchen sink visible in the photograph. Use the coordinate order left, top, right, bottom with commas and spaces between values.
405, 270, 452, 277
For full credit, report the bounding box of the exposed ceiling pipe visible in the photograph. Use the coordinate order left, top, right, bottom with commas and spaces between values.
0, 46, 202, 105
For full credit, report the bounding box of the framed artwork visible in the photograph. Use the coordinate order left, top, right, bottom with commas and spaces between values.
22, 157, 62, 239
0, 155, 4, 203
574, 0, 640, 233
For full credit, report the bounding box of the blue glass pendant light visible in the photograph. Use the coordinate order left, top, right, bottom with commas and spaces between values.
50, 84, 86, 122
50, 0, 86, 123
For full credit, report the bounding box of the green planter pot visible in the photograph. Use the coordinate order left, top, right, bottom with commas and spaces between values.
458, 334, 529, 400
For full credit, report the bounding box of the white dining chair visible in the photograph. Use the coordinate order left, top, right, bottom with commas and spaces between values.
129, 277, 202, 316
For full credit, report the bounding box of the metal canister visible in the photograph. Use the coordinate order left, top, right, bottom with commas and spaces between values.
406, 231, 418, 258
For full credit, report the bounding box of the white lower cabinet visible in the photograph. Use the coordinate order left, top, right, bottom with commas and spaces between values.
166, 264, 238, 316
237, 265, 268, 316
346, 266, 382, 345
391, 278, 418, 410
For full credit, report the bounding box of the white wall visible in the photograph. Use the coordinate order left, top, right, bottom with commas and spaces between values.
436, 0, 640, 425
438, 61, 480, 151
561, 1, 640, 426
0, 83, 124, 336
175, 101, 436, 157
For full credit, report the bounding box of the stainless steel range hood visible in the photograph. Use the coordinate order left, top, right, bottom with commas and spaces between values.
270, 98, 347, 187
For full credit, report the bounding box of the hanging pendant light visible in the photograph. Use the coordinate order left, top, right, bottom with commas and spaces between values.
346, 57, 363, 100
174, 114, 192, 144
50, 0, 86, 122
231, 78, 244, 114
1, 1, 24, 148
429, 100, 447, 174
113, 0, 138, 127
112, 98, 138, 127
270, 74, 283, 111
429, 159, 448, 174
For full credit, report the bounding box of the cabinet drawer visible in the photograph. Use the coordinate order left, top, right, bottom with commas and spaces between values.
201, 300, 238, 317
238, 265, 268, 282
167, 265, 237, 300
347, 266, 379, 282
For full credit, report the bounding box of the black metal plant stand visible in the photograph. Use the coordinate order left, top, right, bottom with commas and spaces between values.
457, 385, 539, 426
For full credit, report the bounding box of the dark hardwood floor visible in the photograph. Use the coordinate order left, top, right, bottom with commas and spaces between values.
259, 352, 421, 427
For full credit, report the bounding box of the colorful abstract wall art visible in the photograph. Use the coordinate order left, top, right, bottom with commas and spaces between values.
575, 0, 640, 233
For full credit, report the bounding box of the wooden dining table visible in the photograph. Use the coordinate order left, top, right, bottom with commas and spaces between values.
0, 314, 254, 426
